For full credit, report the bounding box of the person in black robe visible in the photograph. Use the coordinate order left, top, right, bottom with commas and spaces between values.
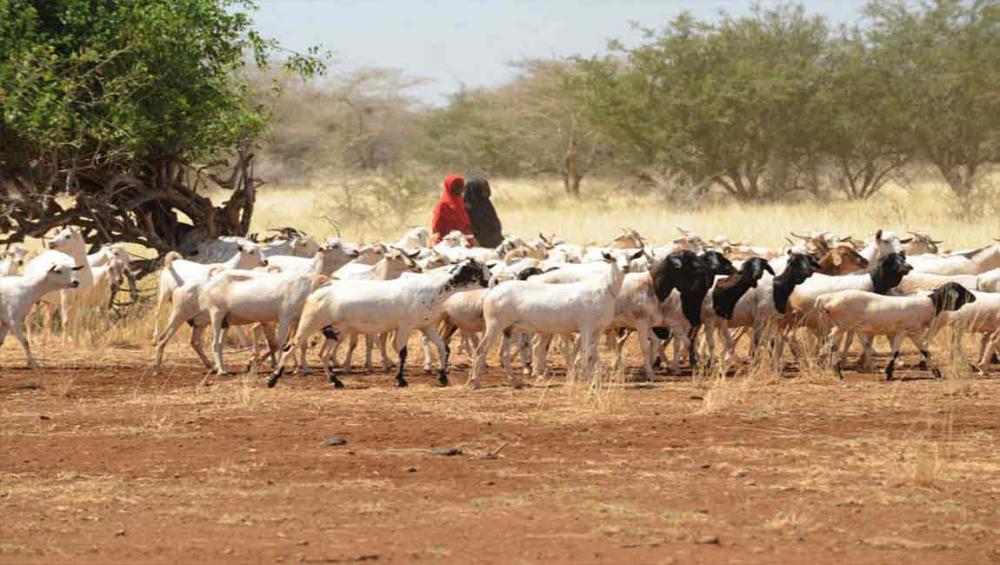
463, 177, 503, 248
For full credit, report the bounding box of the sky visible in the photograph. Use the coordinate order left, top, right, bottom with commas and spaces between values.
254, 0, 869, 105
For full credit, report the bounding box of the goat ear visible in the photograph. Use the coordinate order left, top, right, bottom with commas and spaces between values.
763, 262, 775, 276
899, 237, 913, 244
48, 264, 58, 273
875, 229, 883, 241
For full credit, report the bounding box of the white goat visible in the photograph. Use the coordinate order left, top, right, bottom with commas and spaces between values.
471, 253, 624, 388
942, 290, 1000, 374
268, 259, 491, 389
0, 263, 82, 367
153, 244, 268, 339
263, 242, 358, 276
24, 228, 94, 336
393, 227, 432, 250
907, 244, 1000, 275
201, 269, 325, 374
0, 246, 29, 276
819, 282, 976, 380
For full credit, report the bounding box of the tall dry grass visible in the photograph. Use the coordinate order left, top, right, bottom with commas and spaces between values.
239, 174, 1000, 250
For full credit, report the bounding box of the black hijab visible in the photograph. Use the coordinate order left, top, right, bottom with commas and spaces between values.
463, 178, 503, 248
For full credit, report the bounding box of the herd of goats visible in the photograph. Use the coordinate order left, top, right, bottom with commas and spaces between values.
3, 224, 1000, 389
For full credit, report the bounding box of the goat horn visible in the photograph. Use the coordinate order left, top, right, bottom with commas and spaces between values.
789, 231, 808, 239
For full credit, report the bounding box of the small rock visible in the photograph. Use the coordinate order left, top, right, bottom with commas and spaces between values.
296, 540, 309, 546
172, 473, 181, 479
39, 415, 50, 420
697, 463, 712, 469
746, 479, 756, 486
695, 535, 720, 545
689, 394, 704, 400
114, 529, 126, 537
431, 447, 462, 457
406, 466, 418, 473
325, 437, 348, 446
732, 469, 748, 478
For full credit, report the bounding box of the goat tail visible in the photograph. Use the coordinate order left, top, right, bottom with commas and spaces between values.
310, 275, 332, 293
163, 251, 184, 287
163, 251, 182, 268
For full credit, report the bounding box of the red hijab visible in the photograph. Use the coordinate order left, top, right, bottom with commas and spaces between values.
431, 174, 473, 244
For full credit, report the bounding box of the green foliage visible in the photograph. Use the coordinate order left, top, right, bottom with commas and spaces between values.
0, 0, 323, 165
0, 0, 325, 253
421, 88, 524, 176
866, 0, 1000, 200
575, 0, 1000, 203
418, 59, 606, 195
578, 5, 830, 201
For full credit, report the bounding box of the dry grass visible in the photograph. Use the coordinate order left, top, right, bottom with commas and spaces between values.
233, 174, 1000, 250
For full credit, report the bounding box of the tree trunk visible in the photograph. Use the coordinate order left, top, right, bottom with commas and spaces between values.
0, 151, 259, 277
563, 146, 582, 197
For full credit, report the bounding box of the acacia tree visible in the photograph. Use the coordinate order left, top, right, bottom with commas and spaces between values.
0, 0, 323, 266
867, 0, 1000, 200
260, 68, 426, 178
577, 6, 830, 202
821, 27, 911, 200
499, 60, 605, 197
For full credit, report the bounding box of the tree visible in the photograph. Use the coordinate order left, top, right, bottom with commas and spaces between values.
0, 0, 324, 267
498, 60, 606, 197
577, 6, 831, 202
259, 68, 426, 179
821, 27, 911, 199
867, 0, 1000, 200
420, 88, 524, 176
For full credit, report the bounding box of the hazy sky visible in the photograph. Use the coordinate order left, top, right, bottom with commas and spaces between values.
254, 1, 868, 105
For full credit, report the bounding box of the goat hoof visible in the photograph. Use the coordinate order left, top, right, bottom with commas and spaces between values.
932, 368, 943, 380
396, 377, 408, 388
918, 360, 928, 370
266, 376, 280, 388
330, 378, 345, 389
437, 371, 449, 387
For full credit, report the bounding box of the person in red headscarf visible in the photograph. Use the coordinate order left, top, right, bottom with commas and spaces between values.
431, 174, 473, 245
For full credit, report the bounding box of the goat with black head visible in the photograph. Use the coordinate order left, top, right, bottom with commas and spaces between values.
649, 250, 735, 370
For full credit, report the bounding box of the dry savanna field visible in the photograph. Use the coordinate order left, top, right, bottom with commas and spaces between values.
3, 179, 1000, 564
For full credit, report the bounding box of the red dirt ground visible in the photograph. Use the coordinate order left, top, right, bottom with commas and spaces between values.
2, 348, 1000, 564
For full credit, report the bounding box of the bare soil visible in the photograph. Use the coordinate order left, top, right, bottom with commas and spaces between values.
2, 346, 1000, 564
